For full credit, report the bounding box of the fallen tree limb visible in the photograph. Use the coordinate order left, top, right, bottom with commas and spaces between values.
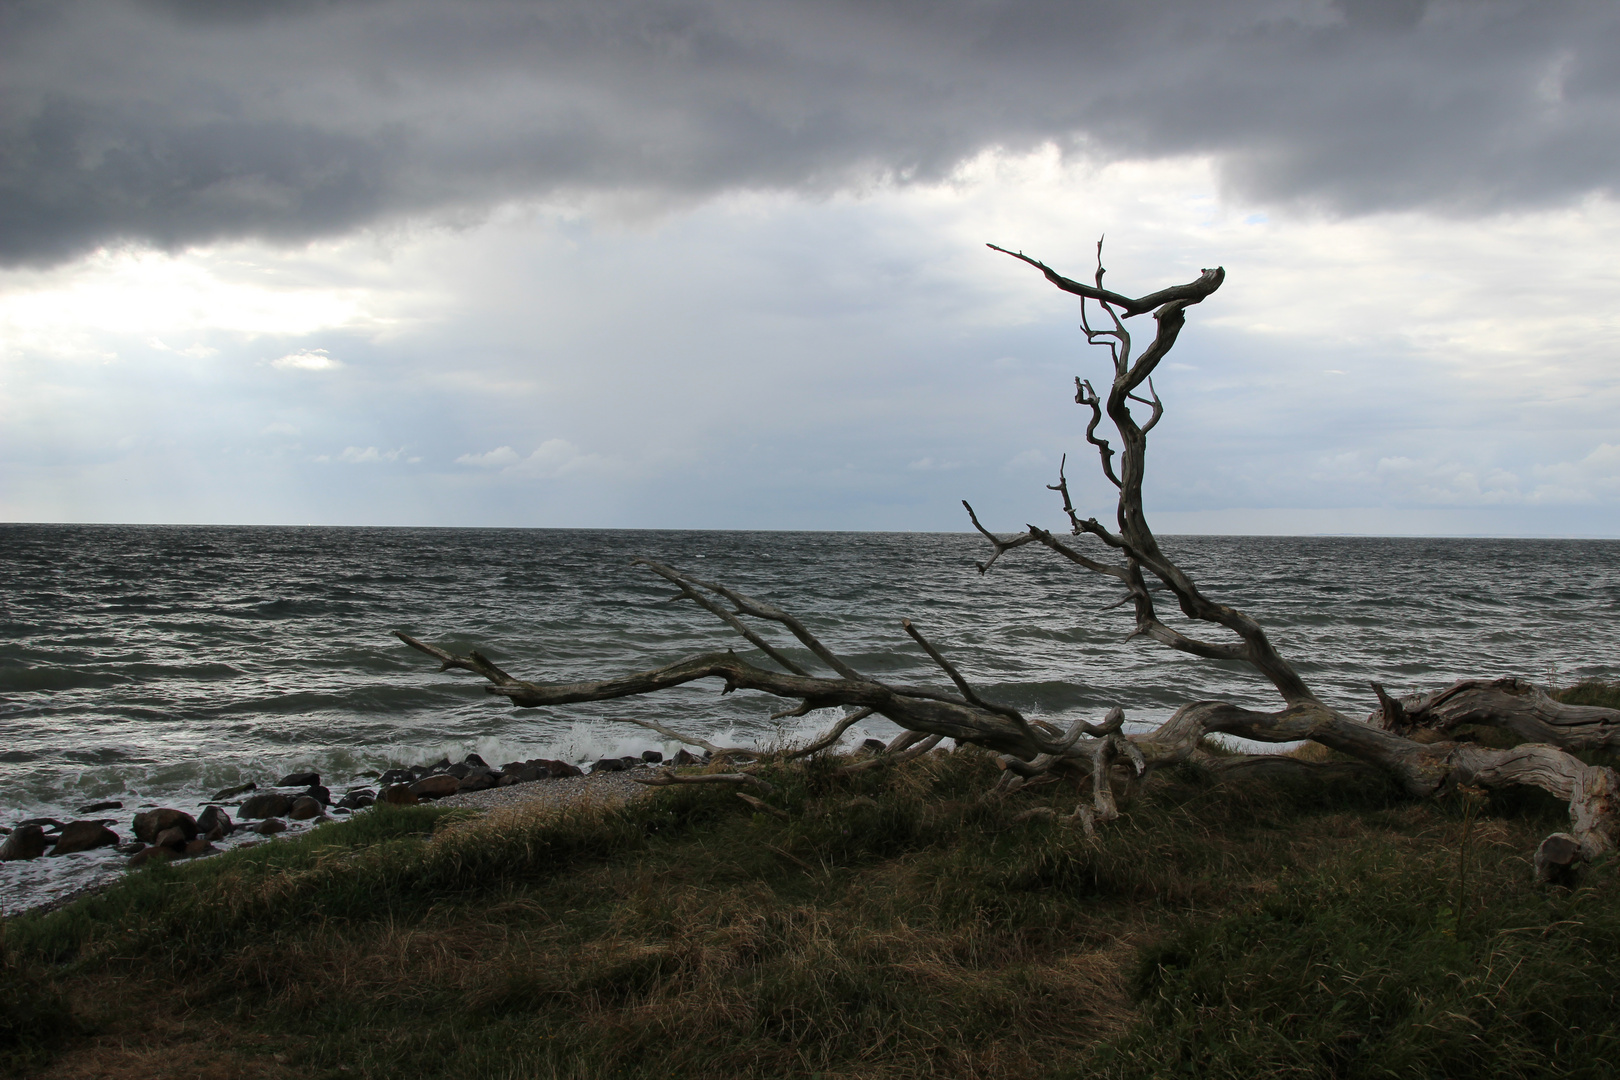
1376, 677, 1620, 751
736, 792, 790, 819
399, 240, 1620, 877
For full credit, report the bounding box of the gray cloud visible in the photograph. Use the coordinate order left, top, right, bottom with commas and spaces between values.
3, 0, 1617, 264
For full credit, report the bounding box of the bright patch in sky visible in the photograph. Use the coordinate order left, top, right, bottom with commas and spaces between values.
3, 146, 1620, 533
272, 349, 342, 372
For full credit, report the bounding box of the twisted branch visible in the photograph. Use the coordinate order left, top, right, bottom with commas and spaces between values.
397, 243, 1620, 876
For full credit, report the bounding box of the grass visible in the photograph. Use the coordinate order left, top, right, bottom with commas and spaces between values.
2, 748, 1616, 1079
1555, 679, 1620, 710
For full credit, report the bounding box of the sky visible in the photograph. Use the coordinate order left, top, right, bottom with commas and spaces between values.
3, 0, 1619, 535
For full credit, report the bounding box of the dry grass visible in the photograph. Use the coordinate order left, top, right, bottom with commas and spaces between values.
6, 746, 1617, 1079
16, 970, 294, 1080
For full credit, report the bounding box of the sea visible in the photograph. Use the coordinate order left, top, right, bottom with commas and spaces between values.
4, 524, 1620, 913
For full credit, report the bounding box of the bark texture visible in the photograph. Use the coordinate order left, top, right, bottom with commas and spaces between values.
400, 242, 1619, 879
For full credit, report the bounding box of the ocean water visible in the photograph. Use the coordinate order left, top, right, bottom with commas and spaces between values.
4, 524, 1620, 911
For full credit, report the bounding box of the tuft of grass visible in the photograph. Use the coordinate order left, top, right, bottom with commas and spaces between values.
0, 939, 81, 1075
5, 747, 1615, 1079
1083, 843, 1620, 1080
1556, 679, 1620, 710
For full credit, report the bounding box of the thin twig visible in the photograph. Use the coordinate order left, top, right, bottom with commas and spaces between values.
780, 707, 876, 760
636, 559, 811, 676
962, 500, 1037, 574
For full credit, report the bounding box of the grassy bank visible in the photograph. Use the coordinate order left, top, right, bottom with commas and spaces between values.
4, 728, 1619, 1078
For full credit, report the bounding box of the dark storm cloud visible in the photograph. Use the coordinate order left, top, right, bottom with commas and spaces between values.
3, 0, 1616, 264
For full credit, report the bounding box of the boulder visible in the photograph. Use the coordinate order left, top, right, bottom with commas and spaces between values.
77, 800, 123, 813
153, 826, 189, 851
463, 753, 489, 769
17, 817, 65, 830
277, 771, 320, 787
538, 758, 583, 778
859, 738, 887, 755
128, 845, 173, 868
302, 784, 332, 806
288, 796, 323, 821
415, 756, 451, 776
499, 764, 545, 785
212, 782, 256, 801
445, 762, 472, 779
591, 757, 626, 773
378, 768, 415, 786
238, 792, 294, 820
197, 806, 234, 840
409, 775, 460, 800
381, 784, 419, 806
673, 749, 700, 766
458, 768, 497, 792
338, 789, 376, 810
620, 756, 643, 770
249, 818, 287, 835
115, 840, 145, 855
132, 809, 198, 844
51, 820, 120, 854
641, 750, 664, 764
0, 825, 49, 861
182, 838, 214, 857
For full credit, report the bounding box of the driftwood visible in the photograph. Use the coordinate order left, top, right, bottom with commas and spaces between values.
399, 241, 1619, 883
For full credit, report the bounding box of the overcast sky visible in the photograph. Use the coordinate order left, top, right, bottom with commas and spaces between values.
4, 0, 1618, 534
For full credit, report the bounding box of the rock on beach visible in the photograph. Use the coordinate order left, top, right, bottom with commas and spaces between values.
9, 751, 649, 906
52, 821, 120, 854
197, 805, 234, 840
409, 775, 460, 800
239, 792, 294, 819
0, 825, 50, 861
288, 796, 324, 821
132, 809, 198, 845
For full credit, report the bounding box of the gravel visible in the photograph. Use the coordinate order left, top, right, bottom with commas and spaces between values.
431, 771, 654, 813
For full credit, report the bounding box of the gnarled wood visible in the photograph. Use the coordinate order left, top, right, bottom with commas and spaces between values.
1376, 677, 1620, 751
400, 242, 1620, 876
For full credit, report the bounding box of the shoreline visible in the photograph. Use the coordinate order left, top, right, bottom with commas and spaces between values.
3, 769, 657, 920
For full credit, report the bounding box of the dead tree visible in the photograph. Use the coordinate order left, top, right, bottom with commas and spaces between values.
400, 242, 1620, 882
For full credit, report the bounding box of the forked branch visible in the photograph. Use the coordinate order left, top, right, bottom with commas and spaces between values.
964, 240, 1620, 866
398, 241, 1620, 879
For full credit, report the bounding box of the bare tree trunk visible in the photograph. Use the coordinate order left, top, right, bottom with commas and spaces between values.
399, 242, 1619, 882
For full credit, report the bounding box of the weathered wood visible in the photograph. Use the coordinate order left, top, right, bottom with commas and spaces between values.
1534, 832, 1583, 885
1193, 753, 1392, 793
399, 244, 1620, 877
1379, 677, 1620, 751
